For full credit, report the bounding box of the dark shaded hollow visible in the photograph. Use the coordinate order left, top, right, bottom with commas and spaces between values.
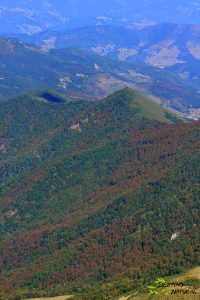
40, 92, 64, 103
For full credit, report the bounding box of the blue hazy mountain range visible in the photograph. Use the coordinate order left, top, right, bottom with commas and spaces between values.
1, 35, 200, 115
11, 23, 200, 108
1, 0, 200, 34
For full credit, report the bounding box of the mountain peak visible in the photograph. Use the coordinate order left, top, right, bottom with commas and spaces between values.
104, 88, 184, 124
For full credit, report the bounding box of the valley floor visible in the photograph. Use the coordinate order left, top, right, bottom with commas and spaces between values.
24, 267, 200, 300
118, 267, 200, 300
25, 296, 73, 300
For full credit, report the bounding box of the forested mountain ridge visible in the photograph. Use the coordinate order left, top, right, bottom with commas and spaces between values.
0, 36, 200, 117
0, 89, 199, 300
1, 1, 200, 300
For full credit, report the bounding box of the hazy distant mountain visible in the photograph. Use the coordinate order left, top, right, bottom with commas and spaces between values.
22, 24, 200, 83
13, 23, 200, 117
1, 36, 200, 116
1, 0, 200, 34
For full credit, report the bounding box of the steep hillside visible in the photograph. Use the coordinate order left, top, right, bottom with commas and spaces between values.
0, 36, 200, 117
0, 89, 199, 300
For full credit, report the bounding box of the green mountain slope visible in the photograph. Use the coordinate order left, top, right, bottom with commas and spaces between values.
0, 89, 199, 300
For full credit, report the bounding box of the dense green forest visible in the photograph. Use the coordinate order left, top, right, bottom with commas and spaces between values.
0, 89, 199, 300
